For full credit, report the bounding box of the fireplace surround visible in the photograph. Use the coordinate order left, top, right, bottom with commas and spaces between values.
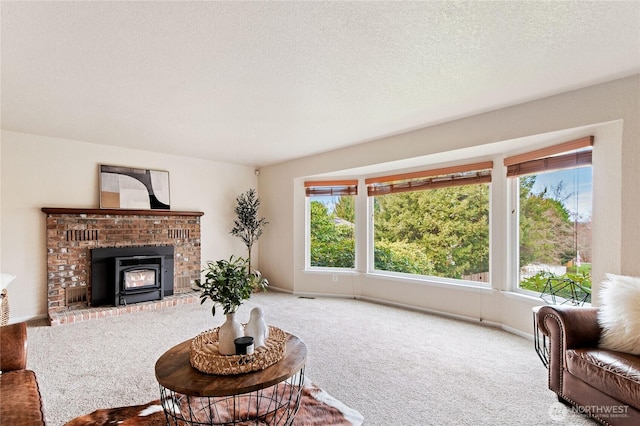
42, 208, 203, 325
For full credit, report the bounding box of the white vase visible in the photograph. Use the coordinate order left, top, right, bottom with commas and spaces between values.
218, 312, 243, 355
244, 307, 269, 348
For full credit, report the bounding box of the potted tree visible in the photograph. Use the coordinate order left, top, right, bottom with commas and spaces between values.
195, 255, 268, 355
230, 188, 268, 274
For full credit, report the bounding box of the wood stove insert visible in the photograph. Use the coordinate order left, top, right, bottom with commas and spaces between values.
91, 246, 174, 307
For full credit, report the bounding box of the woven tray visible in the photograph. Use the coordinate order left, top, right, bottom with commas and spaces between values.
190, 325, 286, 375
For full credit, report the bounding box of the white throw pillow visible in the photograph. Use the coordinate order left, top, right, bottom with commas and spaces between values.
598, 273, 640, 355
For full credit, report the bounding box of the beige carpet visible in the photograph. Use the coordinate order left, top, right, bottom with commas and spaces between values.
26, 291, 596, 425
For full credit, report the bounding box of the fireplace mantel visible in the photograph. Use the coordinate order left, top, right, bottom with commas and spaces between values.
42, 207, 204, 217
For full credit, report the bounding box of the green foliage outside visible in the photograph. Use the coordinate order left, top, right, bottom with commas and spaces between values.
310, 200, 355, 268
373, 184, 489, 279
309, 184, 490, 277
519, 176, 575, 267
373, 240, 434, 275
518, 174, 592, 298
309, 173, 591, 292
334, 195, 355, 224
520, 266, 592, 303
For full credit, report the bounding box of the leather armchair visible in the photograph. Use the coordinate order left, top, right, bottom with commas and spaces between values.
537, 305, 640, 425
0, 322, 46, 425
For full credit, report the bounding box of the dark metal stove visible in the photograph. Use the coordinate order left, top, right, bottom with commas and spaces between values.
91, 246, 174, 307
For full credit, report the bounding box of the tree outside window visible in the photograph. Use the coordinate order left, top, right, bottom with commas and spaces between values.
372, 183, 490, 281
309, 196, 355, 268
303, 137, 593, 300
505, 136, 594, 302
517, 167, 592, 299
305, 180, 357, 269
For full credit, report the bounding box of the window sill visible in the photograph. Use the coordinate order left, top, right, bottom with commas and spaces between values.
501, 290, 592, 307
501, 290, 545, 304
303, 268, 359, 276
365, 271, 495, 294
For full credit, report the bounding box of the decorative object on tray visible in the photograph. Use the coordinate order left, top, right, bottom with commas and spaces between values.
234, 336, 254, 355
244, 307, 269, 348
218, 312, 243, 355
190, 325, 287, 375
194, 255, 268, 355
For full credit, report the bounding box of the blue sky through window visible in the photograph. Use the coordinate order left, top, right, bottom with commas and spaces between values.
530, 166, 592, 221
313, 196, 340, 213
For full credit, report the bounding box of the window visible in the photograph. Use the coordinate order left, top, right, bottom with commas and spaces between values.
305, 180, 357, 269
505, 137, 593, 301
366, 162, 492, 283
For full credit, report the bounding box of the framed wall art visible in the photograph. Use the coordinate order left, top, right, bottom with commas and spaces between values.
99, 165, 170, 210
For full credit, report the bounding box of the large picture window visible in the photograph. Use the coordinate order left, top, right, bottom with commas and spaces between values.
366, 162, 492, 283
301, 135, 596, 299
305, 180, 357, 269
505, 137, 593, 300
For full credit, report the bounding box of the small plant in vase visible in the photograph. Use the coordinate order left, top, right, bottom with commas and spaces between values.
195, 255, 268, 355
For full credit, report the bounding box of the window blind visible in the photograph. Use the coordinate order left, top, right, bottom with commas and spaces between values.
304, 180, 358, 197
504, 136, 593, 178
365, 161, 493, 196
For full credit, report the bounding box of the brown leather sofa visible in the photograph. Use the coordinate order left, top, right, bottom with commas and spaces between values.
0, 322, 46, 425
537, 305, 640, 425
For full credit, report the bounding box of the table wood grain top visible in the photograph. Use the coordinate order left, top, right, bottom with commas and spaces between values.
155, 333, 307, 397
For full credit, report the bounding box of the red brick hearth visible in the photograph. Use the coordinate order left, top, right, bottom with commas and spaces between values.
42, 208, 204, 325
48, 292, 199, 326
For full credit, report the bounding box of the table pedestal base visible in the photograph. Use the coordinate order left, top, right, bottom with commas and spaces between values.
159, 367, 305, 426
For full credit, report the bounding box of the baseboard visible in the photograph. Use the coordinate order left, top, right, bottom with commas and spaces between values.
9, 313, 48, 324
268, 286, 358, 300
265, 286, 293, 294
267, 287, 535, 340
356, 294, 502, 328
502, 324, 534, 341
295, 291, 357, 300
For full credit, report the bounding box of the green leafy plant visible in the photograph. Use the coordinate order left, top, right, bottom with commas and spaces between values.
230, 189, 268, 272
194, 255, 268, 317
520, 270, 591, 304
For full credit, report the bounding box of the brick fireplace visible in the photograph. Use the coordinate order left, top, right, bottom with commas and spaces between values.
42, 208, 203, 325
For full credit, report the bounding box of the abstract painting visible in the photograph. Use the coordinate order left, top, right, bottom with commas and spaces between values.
100, 165, 170, 210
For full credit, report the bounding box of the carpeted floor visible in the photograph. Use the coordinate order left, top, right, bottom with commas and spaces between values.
26, 291, 596, 425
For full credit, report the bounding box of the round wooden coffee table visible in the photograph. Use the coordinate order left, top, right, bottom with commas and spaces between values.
155, 332, 307, 425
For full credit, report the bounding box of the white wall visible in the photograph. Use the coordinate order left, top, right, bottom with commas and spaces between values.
258, 75, 640, 336
2, 76, 637, 331
0, 131, 257, 321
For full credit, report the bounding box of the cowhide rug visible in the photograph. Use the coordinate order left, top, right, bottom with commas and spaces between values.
65, 380, 363, 426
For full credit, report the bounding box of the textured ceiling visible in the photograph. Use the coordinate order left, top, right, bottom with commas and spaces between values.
2, 1, 639, 167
